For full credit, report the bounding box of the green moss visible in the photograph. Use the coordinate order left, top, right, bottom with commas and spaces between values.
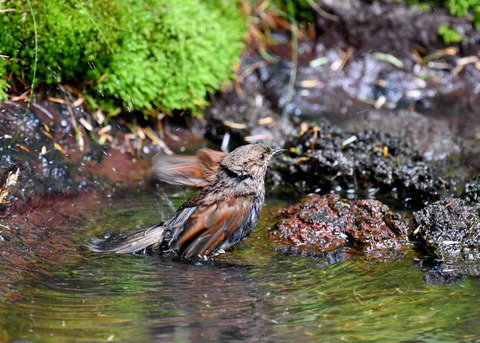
92, 0, 245, 114
438, 24, 466, 44
1, 1, 121, 84
0, 59, 9, 101
0, 0, 245, 115
406, 0, 480, 39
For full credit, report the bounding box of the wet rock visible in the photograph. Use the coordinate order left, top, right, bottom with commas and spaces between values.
276, 120, 447, 204
462, 177, 480, 205
343, 109, 462, 162
413, 198, 480, 275
315, 0, 480, 111
268, 193, 409, 260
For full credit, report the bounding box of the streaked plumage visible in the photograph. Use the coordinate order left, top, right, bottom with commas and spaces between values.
88, 144, 285, 260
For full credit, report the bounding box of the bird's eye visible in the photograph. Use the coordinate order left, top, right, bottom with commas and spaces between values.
259, 153, 265, 161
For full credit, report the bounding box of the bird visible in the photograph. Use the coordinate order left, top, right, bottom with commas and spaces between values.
87, 144, 286, 260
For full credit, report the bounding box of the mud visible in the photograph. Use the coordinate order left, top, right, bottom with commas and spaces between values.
268, 193, 409, 261
0, 98, 157, 218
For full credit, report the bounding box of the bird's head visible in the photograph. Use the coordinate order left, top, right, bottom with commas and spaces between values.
221, 144, 286, 180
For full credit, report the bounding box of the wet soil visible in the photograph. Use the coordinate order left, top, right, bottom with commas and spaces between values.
0, 99, 151, 215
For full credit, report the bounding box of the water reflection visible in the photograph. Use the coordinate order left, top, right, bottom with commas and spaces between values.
1, 253, 266, 342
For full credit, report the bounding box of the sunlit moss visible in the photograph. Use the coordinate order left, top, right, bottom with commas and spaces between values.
0, 0, 245, 116
438, 24, 466, 44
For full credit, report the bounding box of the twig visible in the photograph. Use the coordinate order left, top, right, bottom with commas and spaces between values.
306, 0, 339, 21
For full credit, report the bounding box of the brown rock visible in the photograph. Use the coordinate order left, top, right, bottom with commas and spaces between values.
268, 194, 409, 260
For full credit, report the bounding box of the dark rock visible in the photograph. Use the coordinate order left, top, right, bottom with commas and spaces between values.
267, 193, 409, 260
343, 109, 462, 162
413, 198, 480, 275
462, 177, 480, 205
275, 121, 448, 204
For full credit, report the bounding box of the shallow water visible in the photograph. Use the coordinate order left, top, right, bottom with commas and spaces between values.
1, 187, 480, 342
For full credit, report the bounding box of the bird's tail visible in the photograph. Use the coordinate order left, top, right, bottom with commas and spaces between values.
87, 224, 167, 254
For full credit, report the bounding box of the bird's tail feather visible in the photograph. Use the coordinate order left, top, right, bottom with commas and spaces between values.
87, 224, 167, 254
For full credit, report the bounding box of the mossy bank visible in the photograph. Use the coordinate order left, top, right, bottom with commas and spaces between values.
0, 0, 245, 115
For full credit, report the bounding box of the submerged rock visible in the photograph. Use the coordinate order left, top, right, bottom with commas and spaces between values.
268, 193, 409, 260
417, 260, 468, 287
413, 198, 480, 275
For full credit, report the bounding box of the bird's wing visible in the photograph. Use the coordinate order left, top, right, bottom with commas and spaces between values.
147, 148, 226, 187
173, 195, 255, 258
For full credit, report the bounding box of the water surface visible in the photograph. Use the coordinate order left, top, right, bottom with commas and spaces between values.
1, 188, 479, 342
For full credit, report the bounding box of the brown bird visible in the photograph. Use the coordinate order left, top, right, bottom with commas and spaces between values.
88, 144, 285, 260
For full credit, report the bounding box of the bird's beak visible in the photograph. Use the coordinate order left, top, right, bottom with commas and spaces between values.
273, 148, 287, 157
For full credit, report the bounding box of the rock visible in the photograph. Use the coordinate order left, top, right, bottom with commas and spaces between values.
268, 193, 409, 260
275, 121, 448, 204
413, 198, 480, 275
343, 110, 462, 162
462, 177, 480, 205
417, 260, 468, 287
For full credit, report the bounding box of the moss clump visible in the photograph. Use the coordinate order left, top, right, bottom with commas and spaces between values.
0, 59, 9, 101
438, 24, 466, 44
1, 1, 122, 85
407, 0, 480, 42
0, 0, 245, 115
